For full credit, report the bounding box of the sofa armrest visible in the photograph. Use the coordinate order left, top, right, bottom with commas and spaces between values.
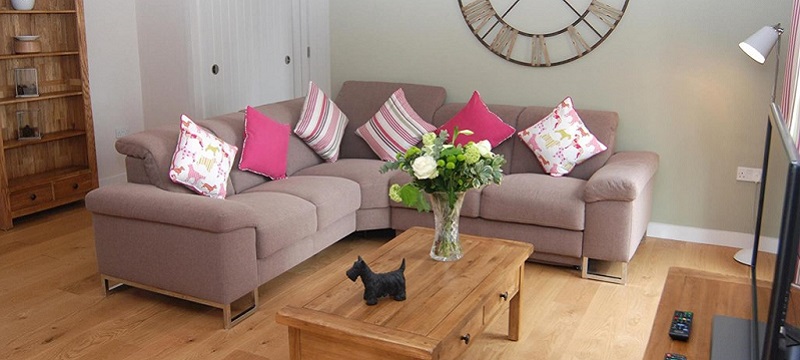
85, 183, 258, 233
584, 151, 659, 203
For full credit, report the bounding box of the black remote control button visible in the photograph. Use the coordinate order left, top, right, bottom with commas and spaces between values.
668, 310, 693, 341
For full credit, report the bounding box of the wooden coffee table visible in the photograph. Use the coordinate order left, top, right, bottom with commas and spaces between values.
276, 227, 533, 360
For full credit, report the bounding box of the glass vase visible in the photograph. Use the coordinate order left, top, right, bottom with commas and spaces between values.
429, 191, 466, 261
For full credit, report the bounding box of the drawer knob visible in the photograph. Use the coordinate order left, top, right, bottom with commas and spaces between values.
72, 183, 79, 190
29, 194, 37, 201
460, 333, 471, 344
500, 291, 509, 301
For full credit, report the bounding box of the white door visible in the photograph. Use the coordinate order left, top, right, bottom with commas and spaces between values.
189, 0, 299, 118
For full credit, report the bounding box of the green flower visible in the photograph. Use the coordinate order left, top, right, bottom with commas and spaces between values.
464, 144, 480, 164
422, 132, 436, 146
389, 184, 402, 202
405, 146, 420, 158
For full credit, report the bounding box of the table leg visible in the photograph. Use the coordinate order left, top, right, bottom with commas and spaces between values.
288, 327, 301, 360
509, 265, 523, 341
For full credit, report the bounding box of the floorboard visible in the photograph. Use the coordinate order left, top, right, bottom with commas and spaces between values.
0, 203, 777, 359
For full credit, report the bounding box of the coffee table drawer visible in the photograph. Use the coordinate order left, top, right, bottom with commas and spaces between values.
437, 307, 484, 359
484, 266, 520, 321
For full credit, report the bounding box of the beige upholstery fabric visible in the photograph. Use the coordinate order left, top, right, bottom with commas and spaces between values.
92, 214, 259, 305
226, 191, 317, 259
86, 183, 258, 233
479, 173, 586, 231
115, 126, 188, 193
242, 175, 360, 230
584, 151, 660, 202
294, 159, 395, 210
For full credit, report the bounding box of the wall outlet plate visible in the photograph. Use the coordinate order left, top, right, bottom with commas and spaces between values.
737, 166, 762, 183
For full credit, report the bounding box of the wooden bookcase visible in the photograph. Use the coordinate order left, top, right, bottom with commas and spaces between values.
0, 0, 97, 229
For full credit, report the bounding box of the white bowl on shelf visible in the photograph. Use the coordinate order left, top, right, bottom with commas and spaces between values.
11, 0, 35, 11
14, 35, 39, 41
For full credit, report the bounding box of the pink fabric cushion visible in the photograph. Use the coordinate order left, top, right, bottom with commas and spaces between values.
238, 106, 290, 180
169, 115, 238, 198
294, 81, 349, 162
355, 88, 437, 161
517, 97, 607, 176
437, 91, 515, 147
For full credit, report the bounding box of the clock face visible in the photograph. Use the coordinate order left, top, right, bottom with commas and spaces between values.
458, 0, 630, 67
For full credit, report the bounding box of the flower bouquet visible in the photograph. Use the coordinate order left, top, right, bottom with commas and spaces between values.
380, 129, 505, 261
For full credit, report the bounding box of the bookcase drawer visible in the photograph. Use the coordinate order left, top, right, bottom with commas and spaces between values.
53, 173, 93, 200
10, 185, 54, 212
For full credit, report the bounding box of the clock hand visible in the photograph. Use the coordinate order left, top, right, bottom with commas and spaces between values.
481, 0, 521, 40
561, 0, 602, 38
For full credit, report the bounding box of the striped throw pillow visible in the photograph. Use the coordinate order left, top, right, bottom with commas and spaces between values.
355, 88, 437, 161
294, 82, 349, 162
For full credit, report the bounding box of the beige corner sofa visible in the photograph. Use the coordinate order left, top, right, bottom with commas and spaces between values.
85, 81, 658, 328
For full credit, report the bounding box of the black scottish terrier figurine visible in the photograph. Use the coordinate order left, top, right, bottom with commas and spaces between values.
346, 256, 406, 306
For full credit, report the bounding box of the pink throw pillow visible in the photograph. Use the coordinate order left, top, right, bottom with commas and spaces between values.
437, 91, 515, 148
238, 106, 290, 180
517, 97, 607, 176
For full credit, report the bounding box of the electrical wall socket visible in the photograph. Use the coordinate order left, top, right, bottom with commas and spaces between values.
115, 127, 130, 139
737, 166, 762, 183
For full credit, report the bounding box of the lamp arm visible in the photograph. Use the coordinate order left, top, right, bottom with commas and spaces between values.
772, 25, 784, 103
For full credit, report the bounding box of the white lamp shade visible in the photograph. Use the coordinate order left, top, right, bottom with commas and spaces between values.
739, 26, 780, 63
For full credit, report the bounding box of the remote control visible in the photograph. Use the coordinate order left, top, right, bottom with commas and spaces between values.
665, 353, 687, 360
669, 310, 693, 341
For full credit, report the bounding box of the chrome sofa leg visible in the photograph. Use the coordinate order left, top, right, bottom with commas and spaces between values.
99, 274, 259, 329
223, 289, 259, 329
581, 257, 628, 285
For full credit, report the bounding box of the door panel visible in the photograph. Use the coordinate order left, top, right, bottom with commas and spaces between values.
192, 0, 296, 118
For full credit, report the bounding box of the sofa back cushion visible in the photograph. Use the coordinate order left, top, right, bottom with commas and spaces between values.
334, 81, 447, 160
510, 106, 618, 179
432, 103, 524, 174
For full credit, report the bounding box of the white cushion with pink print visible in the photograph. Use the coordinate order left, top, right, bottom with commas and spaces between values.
517, 97, 607, 176
169, 114, 238, 199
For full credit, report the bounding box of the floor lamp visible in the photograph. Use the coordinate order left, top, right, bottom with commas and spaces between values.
734, 24, 784, 265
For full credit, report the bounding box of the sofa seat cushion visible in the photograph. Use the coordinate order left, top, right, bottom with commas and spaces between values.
243, 175, 360, 230
226, 192, 317, 259
388, 172, 482, 218
293, 159, 392, 210
480, 173, 586, 231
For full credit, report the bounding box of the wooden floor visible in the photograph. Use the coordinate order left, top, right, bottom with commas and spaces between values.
0, 203, 777, 360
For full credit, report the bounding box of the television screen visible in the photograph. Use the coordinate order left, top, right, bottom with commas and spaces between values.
757, 103, 800, 359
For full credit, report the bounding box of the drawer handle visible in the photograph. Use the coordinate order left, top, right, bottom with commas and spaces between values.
29, 194, 37, 201
500, 291, 509, 301
72, 183, 79, 190
460, 333, 471, 344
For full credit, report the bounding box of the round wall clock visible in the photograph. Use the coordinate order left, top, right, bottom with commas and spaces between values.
458, 0, 630, 67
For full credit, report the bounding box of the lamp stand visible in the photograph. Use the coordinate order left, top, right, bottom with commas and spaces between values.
735, 25, 783, 267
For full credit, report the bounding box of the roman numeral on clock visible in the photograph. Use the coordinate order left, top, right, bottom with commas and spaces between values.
531, 35, 551, 67
567, 26, 591, 57
490, 25, 518, 59
588, 0, 624, 28
462, 0, 497, 35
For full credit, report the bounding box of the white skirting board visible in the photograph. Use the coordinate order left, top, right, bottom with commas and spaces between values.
647, 222, 778, 254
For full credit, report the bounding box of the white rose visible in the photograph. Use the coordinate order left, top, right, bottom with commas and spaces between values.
475, 140, 493, 158
412, 155, 439, 179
